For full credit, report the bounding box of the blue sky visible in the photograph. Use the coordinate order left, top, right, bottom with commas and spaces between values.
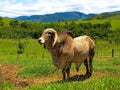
0, 0, 120, 17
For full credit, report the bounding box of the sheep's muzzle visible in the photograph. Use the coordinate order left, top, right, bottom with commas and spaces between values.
38, 37, 45, 44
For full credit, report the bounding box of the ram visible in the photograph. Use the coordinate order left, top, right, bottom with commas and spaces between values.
38, 28, 95, 79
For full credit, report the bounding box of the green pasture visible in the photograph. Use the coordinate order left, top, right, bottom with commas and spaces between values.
76, 19, 120, 30
0, 39, 120, 90
106, 14, 120, 20
26, 76, 120, 90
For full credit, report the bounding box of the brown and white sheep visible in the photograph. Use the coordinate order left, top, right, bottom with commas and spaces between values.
38, 28, 95, 79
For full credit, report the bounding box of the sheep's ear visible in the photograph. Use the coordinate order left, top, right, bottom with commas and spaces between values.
67, 31, 74, 38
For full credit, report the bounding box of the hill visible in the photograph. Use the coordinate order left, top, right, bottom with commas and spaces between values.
13, 11, 120, 22
91, 11, 120, 20
106, 13, 120, 20
13, 11, 95, 22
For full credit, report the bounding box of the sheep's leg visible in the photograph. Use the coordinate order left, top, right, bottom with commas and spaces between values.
66, 67, 70, 78
62, 63, 71, 79
88, 49, 94, 77
89, 58, 93, 76
62, 69, 66, 80
84, 59, 89, 75
66, 63, 71, 78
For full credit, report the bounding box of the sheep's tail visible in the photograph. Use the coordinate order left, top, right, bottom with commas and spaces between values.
87, 36, 95, 59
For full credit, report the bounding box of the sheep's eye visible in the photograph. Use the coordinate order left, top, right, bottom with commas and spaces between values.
46, 32, 52, 37
48, 32, 52, 35
45, 32, 52, 35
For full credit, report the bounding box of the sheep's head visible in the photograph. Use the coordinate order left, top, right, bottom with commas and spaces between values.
38, 28, 58, 48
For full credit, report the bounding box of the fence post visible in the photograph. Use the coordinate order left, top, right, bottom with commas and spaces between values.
112, 49, 114, 57
0, 65, 2, 90
16, 38, 20, 61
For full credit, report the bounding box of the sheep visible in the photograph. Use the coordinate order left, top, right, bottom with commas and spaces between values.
38, 28, 95, 80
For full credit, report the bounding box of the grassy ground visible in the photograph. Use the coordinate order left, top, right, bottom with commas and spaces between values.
76, 19, 120, 30
0, 39, 120, 90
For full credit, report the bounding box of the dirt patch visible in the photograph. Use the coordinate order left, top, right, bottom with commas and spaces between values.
31, 73, 62, 85
31, 70, 107, 84
116, 65, 120, 68
31, 70, 86, 84
0, 63, 114, 88
97, 56, 113, 61
92, 71, 106, 77
1, 64, 30, 87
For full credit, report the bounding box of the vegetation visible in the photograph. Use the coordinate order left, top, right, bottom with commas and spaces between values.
0, 14, 120, 89
26, 76, 120, 90
91, 12, 120, 20
0, 39, 120, 90
0, 16, 120, 44
106, 14, 120, 20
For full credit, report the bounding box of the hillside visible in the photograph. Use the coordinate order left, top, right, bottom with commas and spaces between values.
13, 11, 95, 22
91, 11, 120, 20
13, 11, 120, 22
106, 14, 120, 20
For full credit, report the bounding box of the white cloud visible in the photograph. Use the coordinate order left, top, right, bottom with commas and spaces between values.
0, 0, 120, 17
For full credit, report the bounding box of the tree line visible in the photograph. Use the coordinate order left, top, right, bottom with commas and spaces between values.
0, 17, 120, 44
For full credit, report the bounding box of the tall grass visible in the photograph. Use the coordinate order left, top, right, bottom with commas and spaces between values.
26, 76, 120, 90
19, 64, 58, 77
2, 82, 14, 90
0, 39, 120, 90
0, 39, 51, 65
95, 39, 120, 57
93, 58, 120, 73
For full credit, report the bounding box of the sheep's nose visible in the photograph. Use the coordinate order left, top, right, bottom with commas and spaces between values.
38, 38, 41, 43
38, 38, 42, 44
38, 37, 45, 44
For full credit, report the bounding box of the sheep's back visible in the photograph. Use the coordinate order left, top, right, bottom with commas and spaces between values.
72, 36, 90, 63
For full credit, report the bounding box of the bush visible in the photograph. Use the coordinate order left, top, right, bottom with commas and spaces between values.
0, 21, 4, 26
17, 42, 25, 54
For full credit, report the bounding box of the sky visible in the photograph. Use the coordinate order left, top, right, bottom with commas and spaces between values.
0, 0, 120, 18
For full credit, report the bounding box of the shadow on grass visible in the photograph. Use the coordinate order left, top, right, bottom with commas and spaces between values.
56, 74, 90, 83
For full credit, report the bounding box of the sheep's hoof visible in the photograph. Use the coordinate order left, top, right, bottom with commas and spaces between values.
62, 78, 66, 81
85, 73, 92, 78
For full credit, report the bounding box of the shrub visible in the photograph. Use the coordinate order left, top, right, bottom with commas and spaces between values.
17, 42, 25, 54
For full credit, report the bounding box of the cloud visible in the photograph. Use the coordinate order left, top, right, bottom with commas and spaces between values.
0, 0, 120, 17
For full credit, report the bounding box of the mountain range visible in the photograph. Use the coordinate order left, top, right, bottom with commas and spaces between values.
14, 11, 120, 22
13, 11, 94, 22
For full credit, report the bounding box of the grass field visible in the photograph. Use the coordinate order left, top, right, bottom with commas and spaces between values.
106, 14, 120, 20
76, 19, 120, 30
0, 39, 120, 90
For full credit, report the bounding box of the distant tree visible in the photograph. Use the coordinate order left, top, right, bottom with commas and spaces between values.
113, 29, 120, 45
0, 17, 4, 26
17, 41, 25, 54
9, 20, 19, 27
104, 22, 111, 29
21, 21, 28, 28
0, 21, 4, 26
0, 17, 3, 20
